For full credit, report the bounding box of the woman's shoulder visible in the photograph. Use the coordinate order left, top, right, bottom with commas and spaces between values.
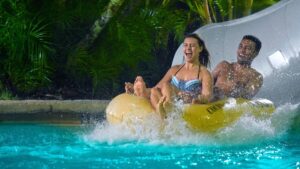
169, 64, 183, 72
200, 65, 213, 79
200, 65, 211, 74
171, 64, 183, 68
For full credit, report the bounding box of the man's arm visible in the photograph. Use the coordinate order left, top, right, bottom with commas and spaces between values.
212, 64, 220, 84
212, 60, 229, 84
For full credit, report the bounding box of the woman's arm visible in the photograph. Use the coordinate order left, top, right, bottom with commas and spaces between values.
193, 67, 213, 104
155, 66, 178, 89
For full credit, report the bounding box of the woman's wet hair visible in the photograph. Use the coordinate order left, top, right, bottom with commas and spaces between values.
184, 33, 211, 67
243, 35, 262, 52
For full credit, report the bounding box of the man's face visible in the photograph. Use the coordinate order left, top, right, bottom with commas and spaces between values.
237, 39, 257, 64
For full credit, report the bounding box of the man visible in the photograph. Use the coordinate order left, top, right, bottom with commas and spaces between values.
212, 35, 263, 100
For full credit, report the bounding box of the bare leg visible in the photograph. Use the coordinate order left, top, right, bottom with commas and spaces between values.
157, 96, 167, 119
160, 82, 177, 112
150, 87, 168, 118
150, 83, 177, 118
133, 76, 149, 99
150, 87, 163, 110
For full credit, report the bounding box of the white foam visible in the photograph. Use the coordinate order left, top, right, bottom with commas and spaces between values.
223, 98, 238, 109
86, 102, 299, 146
216, 102, 299, 145
216, 114, 275, 145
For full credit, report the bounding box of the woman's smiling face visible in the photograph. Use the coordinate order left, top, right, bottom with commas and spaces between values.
183, 37, 202, 63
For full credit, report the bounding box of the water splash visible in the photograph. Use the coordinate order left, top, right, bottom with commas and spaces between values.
86, 101, 299, 146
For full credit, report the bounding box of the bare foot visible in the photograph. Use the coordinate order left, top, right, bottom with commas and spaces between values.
156, 96, 167, 119
125, 82, 134, 94
133, 76, 148, 98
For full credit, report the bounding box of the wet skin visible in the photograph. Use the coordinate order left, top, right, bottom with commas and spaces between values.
213, 39, 263, 99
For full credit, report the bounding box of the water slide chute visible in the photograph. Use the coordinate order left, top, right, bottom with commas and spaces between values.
172, 0, 300, 105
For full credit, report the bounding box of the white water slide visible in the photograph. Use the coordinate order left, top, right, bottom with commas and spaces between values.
172, 0, 300, 105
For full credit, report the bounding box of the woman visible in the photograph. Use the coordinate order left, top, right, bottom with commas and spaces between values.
150, 33, 213, 117
125, 33, 213, 118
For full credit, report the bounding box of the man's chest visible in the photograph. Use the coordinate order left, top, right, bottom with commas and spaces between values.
220, 69, 252, 84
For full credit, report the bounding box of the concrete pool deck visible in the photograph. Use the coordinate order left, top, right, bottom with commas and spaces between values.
0, 100, 110, 124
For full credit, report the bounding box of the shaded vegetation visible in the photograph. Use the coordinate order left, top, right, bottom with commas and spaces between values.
0, 0, 280, 100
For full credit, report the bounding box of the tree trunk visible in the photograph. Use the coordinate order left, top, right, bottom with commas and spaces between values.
243, 0, 253, 16
203, 0, 212, 24
208, 0, 217, 22
77, 0, 125, 49
228, 0, 233, 20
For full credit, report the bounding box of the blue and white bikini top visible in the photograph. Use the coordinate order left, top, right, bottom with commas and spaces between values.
170, 64, 202, 95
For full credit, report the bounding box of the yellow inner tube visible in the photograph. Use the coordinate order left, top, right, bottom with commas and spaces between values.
106, 93, 275, 132
106, 94, 154, 124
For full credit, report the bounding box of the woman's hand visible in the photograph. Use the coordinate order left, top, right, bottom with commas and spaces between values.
178, 91, 194, 103
192, 94, 209, 104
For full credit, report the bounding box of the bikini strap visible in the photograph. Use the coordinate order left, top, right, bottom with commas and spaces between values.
174, 64, 185, 76
197, 65, 201, 79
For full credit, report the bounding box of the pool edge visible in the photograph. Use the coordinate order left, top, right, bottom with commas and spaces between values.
0, 100, 109, 124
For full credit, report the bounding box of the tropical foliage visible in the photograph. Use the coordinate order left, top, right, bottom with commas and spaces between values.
0, 0, 53, 95
0, 0, 280, 99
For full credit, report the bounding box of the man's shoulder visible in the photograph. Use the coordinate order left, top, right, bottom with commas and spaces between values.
218, 60, 232, 66
213, 61, 231, 74
216, 60, 232, 69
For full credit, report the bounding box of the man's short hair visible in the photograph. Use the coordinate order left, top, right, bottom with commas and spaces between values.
243, 35, 262, 52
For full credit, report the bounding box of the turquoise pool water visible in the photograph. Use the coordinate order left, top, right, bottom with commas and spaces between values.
0, 104, 299, 169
